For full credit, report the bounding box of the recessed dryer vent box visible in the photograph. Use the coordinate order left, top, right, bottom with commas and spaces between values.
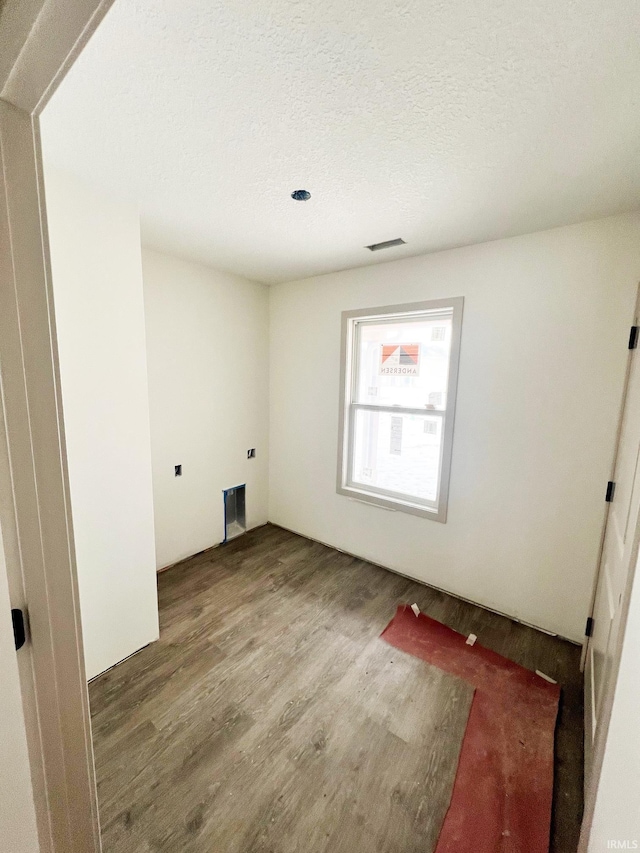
223, 484, 246, 543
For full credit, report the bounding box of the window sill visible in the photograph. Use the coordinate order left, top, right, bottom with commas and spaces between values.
337, 484, 446, 523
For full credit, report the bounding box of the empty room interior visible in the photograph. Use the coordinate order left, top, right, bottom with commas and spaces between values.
9, 0, 640, 850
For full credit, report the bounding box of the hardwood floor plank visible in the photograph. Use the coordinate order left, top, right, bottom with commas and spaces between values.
89, 523, 583, 853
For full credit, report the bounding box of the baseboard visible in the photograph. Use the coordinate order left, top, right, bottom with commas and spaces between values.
267, 521, 582, 646
87, 639, 155, 682
156, 522, 269, 574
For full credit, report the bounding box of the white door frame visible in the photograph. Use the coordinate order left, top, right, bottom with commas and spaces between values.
581, 286, 640, 673
0, 2, 114, 851
578, 290, 640, 850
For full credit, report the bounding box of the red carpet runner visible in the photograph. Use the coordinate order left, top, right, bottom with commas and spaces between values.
381, 605, 560, 853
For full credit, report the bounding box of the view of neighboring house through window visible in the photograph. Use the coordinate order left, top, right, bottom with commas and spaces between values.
338, 298, 463, 521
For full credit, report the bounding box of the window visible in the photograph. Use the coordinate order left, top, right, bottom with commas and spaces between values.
337, 298, 463, 521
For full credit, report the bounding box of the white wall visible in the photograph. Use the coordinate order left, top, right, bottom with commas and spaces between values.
269, 213, 640, 642
43, 166, 159, 679
142, 249, 269, 569
588, 552, 640, 851
0, 529, 39, 853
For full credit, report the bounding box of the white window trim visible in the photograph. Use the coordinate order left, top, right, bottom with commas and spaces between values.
337, 297, 464, 522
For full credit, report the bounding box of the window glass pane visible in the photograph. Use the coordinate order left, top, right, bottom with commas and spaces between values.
351, 410, 443, 503
354, 312, 453, 409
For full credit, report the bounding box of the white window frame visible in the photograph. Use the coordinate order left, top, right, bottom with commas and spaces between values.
337, 297, 464, 522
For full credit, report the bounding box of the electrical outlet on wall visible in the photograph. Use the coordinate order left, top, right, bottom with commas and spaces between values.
247, 449, 256, 459
175, 464, 182, 476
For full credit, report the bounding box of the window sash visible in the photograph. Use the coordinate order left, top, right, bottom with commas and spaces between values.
344, 405, 445, 510
353, 308, 453, 328
350, 311, 453, 409
349, 403, 446, 417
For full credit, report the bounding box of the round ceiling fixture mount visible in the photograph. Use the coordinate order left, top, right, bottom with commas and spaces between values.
291, 189, 311, 201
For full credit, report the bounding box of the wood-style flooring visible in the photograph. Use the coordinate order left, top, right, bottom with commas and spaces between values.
89, 523, 583, 853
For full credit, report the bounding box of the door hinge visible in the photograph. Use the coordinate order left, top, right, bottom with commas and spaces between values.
11, 609, 26, 650
629, 326, 639, 349
605, 481, 616, 502
585, 616, 594, 638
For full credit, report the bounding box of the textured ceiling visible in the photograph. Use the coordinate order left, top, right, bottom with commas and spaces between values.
41, 0, 640, 284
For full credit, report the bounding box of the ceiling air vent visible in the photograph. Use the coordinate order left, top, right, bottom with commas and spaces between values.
365, 238, 406, 252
